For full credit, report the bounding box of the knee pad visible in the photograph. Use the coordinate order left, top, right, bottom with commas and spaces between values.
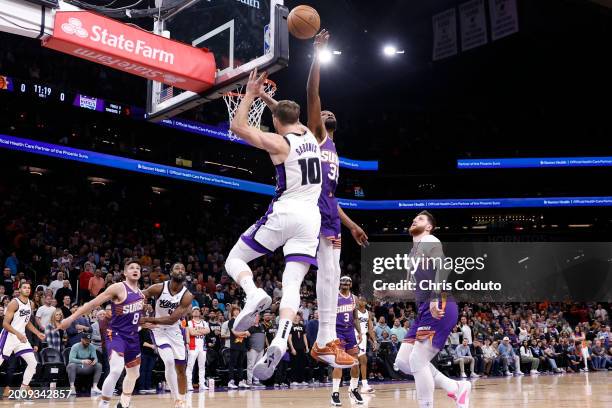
409, 342, 438, 375
395, 344, 413, 375
109, 354, 125, 376
279, 262, 308, 312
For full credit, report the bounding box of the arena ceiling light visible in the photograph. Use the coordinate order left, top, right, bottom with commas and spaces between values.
318, 49, 333, 64
383, 45, 405, 56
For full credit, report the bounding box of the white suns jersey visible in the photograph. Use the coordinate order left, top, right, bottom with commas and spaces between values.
276, 130, 322, 205
11, 298, 32, 333
155, 281, 188, 329
356, 309, 370, 337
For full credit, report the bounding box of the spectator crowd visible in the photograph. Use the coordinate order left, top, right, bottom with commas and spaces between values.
0, 174, 610, 394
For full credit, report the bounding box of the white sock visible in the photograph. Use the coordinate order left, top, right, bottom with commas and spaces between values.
350, 377, 358, 390
410, 342, 438, 408
362, 379, 368, 387
332, 378, 341, 393
275, 319, 293, 343
240, 276, 257, 297
315, 238, 339, 346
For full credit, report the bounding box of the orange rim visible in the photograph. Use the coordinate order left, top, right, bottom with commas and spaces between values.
225, 79, 277, 97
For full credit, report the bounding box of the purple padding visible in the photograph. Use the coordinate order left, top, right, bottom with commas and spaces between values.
241, 235, 272, 254
174, 359, 186, 365
15, 348, 33, 357
285, 254, 318, 269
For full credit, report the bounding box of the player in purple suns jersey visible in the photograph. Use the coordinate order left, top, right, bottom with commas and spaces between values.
330, 276, 363, 406
304, 29, 369, 369
393, 212, 471, 408
60, 259, 145, 408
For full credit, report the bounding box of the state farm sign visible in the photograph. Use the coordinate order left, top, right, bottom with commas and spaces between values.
43, 11, 216, 93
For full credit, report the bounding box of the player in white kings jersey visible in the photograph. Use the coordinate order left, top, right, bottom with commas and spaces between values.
355, 297, 377, 394
0, 282, 45, 390
141, 263, 194, 408
185, 306, 210, 391
225, 69, 322, 380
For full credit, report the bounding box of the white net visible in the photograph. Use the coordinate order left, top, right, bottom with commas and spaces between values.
223, 80, 277, 142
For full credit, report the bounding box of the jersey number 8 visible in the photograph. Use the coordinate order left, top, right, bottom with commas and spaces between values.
132, 313, 140, 325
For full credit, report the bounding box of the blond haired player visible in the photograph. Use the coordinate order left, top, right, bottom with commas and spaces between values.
224, 69, 323, 380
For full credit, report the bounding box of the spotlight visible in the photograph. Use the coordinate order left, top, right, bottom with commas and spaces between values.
383, 45, 397, 56
318, 49, 332, 64
383, 45, 404, 57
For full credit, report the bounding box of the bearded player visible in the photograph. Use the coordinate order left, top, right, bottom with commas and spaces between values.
300, 29, 369, 369
0, 282, 46, 391
60, 259, 144, 408
140, 263, 194, 408
393, 211, 471, 408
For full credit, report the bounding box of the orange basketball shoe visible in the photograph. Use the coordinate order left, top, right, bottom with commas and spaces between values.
310, 339, 357, 368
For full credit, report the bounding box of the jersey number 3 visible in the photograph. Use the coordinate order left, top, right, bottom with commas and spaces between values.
298, 158, 321, 185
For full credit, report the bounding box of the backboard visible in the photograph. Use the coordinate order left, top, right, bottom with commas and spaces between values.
146, 0, 289, 122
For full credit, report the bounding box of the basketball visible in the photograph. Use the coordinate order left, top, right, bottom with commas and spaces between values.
288, 5, 320, 40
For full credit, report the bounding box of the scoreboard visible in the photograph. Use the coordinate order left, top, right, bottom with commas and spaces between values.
0, 74, 144, 118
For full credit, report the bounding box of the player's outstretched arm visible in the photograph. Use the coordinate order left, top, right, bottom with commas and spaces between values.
338, 205, 368, 246
58, 284, 119, 330
141, 291, 194, 325
142, 282, 164, 299
260, 91, 279, 111
306, 29, 329, 142
230, 69, 288, 156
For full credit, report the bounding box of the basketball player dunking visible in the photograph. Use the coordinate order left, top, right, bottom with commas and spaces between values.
140, 263, 194, 408
331, 276, 363, 406
224, 69, 323, 380
304, 29, 369, 369
0, 282, 45, 391
394, 211, 471, 408
356, 296, 377, 394
60, 259, 145, 408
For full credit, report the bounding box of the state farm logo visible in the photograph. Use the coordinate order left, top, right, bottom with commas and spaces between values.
61, 18, 88, 38
59, 15, 175, 65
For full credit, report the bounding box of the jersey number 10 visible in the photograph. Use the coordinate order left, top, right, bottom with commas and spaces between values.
298, 158, 321, 185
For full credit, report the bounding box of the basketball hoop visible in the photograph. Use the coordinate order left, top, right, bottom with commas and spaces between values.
223, 79, 277, 142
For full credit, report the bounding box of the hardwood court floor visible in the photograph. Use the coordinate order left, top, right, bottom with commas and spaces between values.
3, 372, 611, 408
